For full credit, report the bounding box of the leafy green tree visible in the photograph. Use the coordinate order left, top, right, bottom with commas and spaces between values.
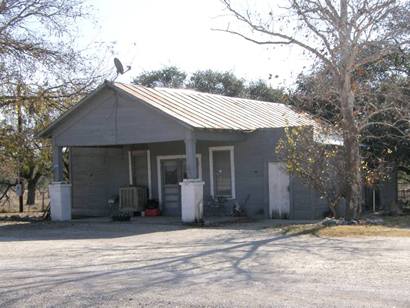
247, 79, 284, 102
133, 66, 187, 88
187, 70, 245, 97
133, 67, 284, 101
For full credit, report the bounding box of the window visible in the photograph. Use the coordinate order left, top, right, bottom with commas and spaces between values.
209, 146, 235, 198
128, 150, 152, 199
131, 151, 149, 186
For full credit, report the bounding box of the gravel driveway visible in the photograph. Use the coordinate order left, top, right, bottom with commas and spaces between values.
0, 219, 409, 307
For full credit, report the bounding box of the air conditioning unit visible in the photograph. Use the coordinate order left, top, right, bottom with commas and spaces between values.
119, 186, 147, 212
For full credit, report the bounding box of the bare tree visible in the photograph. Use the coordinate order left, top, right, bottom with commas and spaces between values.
291, 50, 410, 212
217, 0, 410, 218
0, 0, 112, 208
0, 0, 112, 107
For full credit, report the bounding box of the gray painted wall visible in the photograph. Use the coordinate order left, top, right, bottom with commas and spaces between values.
53, 88, 187, 146
289, 175, 329, 219
70, 128, 332, 219
67, 134, 398, 219
70, 147, 128, 217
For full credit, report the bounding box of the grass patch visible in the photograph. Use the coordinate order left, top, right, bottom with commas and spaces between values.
279, 215, 410, 237
280, 224, 324, 235
317, 225, 410, 237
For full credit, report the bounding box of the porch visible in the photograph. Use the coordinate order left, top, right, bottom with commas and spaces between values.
52, 136, 244, 222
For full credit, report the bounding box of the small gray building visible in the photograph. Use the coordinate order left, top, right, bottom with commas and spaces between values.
40, 81, 340, 220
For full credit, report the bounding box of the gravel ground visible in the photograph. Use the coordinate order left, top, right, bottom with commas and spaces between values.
0, 219, 409, 308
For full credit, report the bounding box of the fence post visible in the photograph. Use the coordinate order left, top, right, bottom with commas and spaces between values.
41, 191, 45, 211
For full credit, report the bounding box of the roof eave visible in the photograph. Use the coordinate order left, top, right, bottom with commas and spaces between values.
193, 127, 252, 133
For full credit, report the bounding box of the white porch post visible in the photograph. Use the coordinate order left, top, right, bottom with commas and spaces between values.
180, 131, 204, 223
185, 131, 198, 179
49, 142, 71, 221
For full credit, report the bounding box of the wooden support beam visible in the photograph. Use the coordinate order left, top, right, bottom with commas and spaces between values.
52, 143, 64, 182
184, 131, 198, 179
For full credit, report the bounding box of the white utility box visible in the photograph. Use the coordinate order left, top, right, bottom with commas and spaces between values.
179, 179, 204, 223
49, 182, 72, 221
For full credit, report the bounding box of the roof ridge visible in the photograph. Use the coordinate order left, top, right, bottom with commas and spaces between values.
118, 82, 283, 106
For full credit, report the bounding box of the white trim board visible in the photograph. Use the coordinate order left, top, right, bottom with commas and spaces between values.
209, 145, 236, 199
157, 154, 202, 207
147, 150, 152, 199
128, 151, 133, 185
128, 150, 152, 198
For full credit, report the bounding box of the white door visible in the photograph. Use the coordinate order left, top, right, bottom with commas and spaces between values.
268, 162, 290, 219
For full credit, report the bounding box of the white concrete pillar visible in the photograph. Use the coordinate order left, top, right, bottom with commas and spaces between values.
50, 142, 71, 221
182, 131, 203, 223
180, 179, 204, 223
49, 182, 72, 221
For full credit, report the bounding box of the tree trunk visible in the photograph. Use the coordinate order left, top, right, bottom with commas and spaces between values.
329, 202, 337, 218
340, 74, 362, 220
26, 173, 41, 205
339, 0, 361, 220
18, 180, 24, 212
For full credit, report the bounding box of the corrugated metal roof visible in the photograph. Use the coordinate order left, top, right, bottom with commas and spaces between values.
38, 81, 319, 138
114, 82, 316, 131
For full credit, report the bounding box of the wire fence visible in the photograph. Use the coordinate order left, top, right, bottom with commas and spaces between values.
0, 190, 49, 213
398, 182, 410, 203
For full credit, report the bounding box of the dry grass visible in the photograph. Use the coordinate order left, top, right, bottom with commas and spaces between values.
317, 225, 410, 237
0, 190, 49, 213
280, 215, 410, 237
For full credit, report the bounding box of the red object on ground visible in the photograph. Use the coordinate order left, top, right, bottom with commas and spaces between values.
145, 208, 161, 217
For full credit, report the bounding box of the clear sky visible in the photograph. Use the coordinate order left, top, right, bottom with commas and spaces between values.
85, 0, 311, 88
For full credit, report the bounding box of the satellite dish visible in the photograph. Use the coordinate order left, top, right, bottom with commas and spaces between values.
113, 58, 131, 81
114, 58, 124, 75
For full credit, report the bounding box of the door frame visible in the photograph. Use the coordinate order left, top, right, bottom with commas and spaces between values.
157, 154, 202, 207
268, 162, 290, 219
209, 145, 236, 199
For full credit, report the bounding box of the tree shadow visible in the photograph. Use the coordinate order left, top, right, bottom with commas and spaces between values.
0, 218, 187, 241
0, 220, 388, 308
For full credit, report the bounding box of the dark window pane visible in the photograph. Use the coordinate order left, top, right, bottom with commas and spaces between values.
132, 151, 148, 186
163, 161, 178, 185
213, 150, 232, 196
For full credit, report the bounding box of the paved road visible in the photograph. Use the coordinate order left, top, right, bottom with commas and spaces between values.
0, 220, 409, 307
